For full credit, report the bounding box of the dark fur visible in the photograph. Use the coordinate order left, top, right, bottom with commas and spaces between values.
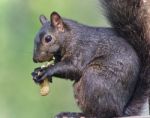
32, 0, 150, 117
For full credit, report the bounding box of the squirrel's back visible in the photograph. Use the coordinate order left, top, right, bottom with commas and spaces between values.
64, 19, 139, 62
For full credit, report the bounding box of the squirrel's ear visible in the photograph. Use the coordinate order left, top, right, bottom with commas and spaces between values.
50, 12, 65, 32
39, 15, 48, 25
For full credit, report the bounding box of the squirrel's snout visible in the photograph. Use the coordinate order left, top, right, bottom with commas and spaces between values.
33, 57, 38, 63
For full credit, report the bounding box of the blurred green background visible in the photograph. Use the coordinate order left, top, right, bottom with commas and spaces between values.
0, 0, 107, 118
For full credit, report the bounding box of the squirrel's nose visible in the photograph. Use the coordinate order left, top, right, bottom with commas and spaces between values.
33, 58, 38, 63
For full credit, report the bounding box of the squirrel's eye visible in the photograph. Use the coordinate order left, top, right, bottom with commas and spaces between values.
45, 35, 52, 43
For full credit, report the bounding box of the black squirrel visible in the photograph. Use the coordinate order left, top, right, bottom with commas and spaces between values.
32, 0, 150, 117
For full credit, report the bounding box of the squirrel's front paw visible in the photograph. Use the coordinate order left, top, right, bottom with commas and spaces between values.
36, 71, 52, 83
31, 67, 47, 84
31, 67, 52, 84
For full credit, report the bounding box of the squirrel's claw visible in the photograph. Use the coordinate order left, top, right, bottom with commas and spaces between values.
31, 67, 52, 84
37, 73, 48, 82
36, 73, 52, 83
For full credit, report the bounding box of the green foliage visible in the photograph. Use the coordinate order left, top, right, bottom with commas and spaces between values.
0, 0, 107, 117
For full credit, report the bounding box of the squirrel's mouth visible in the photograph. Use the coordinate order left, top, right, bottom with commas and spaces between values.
39, 56, 55, 69
33, 53, 54, 63
33, 56, 55, 68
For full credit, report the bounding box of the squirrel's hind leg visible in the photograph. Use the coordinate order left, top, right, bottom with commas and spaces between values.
73, 62, 134, 118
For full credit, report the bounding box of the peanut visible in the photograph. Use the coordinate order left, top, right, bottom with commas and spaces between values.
39, 78, 49, 96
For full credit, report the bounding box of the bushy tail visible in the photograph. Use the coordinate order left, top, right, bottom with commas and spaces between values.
99, 0, 150, 115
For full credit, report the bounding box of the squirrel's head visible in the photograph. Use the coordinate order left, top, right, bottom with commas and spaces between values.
33, 12, 70, 63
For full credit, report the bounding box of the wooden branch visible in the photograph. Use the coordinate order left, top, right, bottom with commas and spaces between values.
54, 112, 150, 118
55, 114, 150, 118
117, 116, 150, 118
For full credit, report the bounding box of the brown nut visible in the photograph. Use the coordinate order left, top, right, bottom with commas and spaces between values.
37, 68, 49, 96
39, 78, 49, 96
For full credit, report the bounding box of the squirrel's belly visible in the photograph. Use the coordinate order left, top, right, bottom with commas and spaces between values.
73, 79, 88, 112
73, 78, 93, 114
